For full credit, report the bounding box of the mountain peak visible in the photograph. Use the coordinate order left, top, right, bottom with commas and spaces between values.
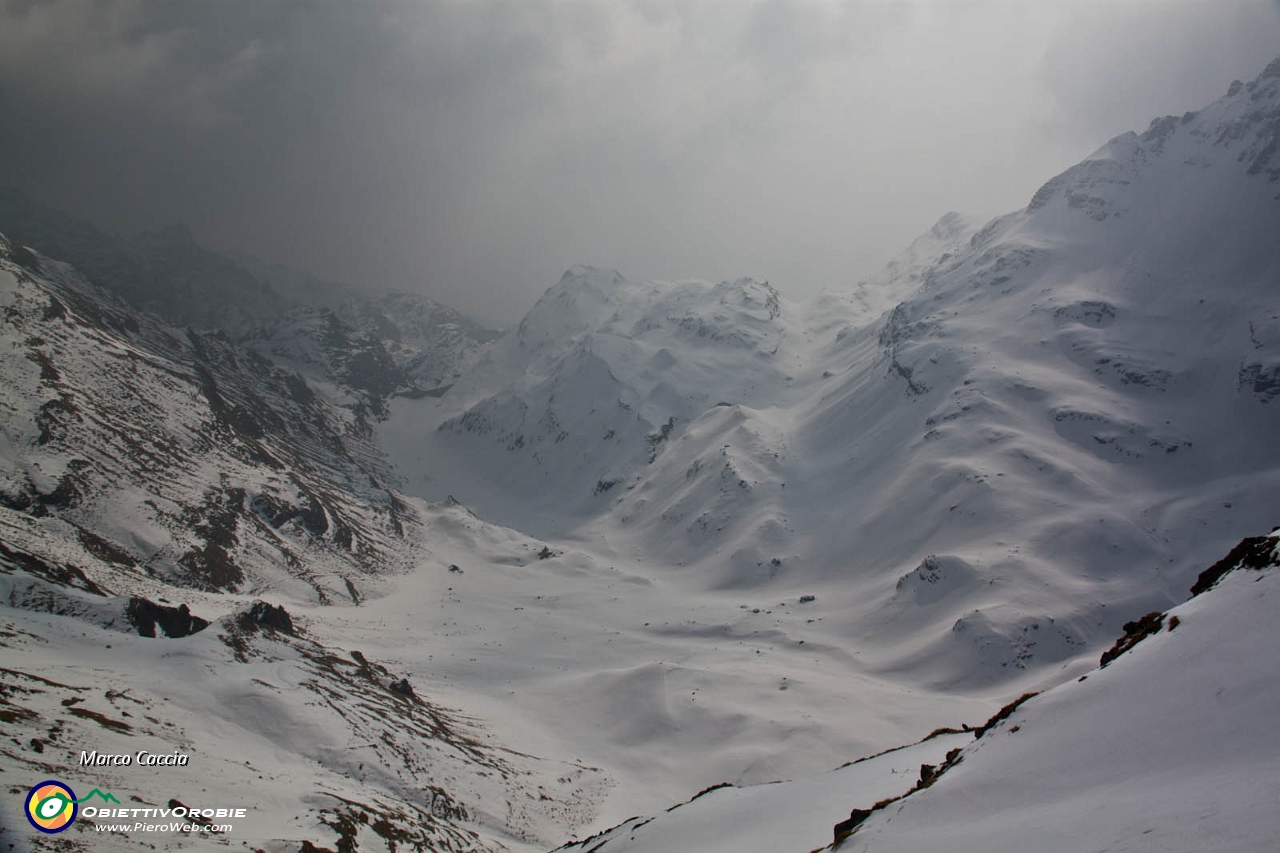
928, 211, 973, 241
1024, 54, 1280, 224
558, 264, 626, 288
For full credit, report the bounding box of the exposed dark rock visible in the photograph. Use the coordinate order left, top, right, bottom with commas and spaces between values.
125, 598, 210, 638
1190, 532, 1279, 596
973, 692, 1039, 738
646, 417, 676, 462
1099, 611, 1165, 668
246, 601, 294, 635
0, 539, 108, 596
73, 526, 135, 568
178, 488, 246, 591
834, 807, 875, 843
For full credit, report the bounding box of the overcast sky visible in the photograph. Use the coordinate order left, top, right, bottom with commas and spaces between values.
1, 1, 1278, 326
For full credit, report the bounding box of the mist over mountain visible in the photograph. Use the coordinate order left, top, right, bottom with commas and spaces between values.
0, 188, 501, 415
2, 53, 1279, 853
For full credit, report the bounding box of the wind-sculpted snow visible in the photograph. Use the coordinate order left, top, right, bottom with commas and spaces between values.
5, 53, 1280, 853
538, 532, 1280, 853
834, 530, 1280, 853
390, 58, 1280, 696
749, 58, 1280, 686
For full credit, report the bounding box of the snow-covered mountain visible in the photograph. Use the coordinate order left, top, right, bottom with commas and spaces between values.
0, 234, 604, 851
396, 56, 1280, 687
0, 188, 500, 413
0, 235, 420, 604
0, 190, 285, 336
369, 56, 1280, 845
240, 253, 501, 400
242, 292, 498, 417
335, 291, 501, 391
2, 53, 1279, 853
399, 267, 805, 531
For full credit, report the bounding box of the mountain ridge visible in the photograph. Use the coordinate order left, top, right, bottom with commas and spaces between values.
2, 53, 1280, 853
385, 53, 1280, 691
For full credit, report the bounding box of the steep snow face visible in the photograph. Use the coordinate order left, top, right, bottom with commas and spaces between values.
404, 267, 806, 530
839, 531, 1280, 853
0, 235, 416, 605
809, 210, 981, 330
0, 236, 606, 852
386, 59, 1280, 691
552, 731, 972, 853
759, 61, 1280, 685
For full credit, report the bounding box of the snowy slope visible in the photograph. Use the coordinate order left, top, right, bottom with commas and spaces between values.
760, 56, 1280, 685
3, 52, 1279, 853
389, 268, 808, 532
0, 191, 499, 414
241, 252, 503, 380
362, 58, 1280, 843
386, 57, 1280, 686
0, 582, 609, 852
553, 731, 971, 853
336, 291, 500, 390
0, 235, 415, 604
526, 529, 1280, 853
836, 529, 1280, 853
244, 306, 412, 417
0, 235, 607, 852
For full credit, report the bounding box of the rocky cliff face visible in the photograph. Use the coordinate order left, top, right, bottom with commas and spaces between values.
0, 233, 417, 605
0, 232, 603, 852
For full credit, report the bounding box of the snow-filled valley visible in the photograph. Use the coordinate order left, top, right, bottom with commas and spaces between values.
2, 57, 1280, 853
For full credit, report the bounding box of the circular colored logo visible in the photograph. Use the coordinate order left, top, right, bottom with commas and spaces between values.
25, 781, 78, 834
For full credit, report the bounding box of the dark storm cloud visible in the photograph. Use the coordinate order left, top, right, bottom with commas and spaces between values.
1, 1, 1278, 326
